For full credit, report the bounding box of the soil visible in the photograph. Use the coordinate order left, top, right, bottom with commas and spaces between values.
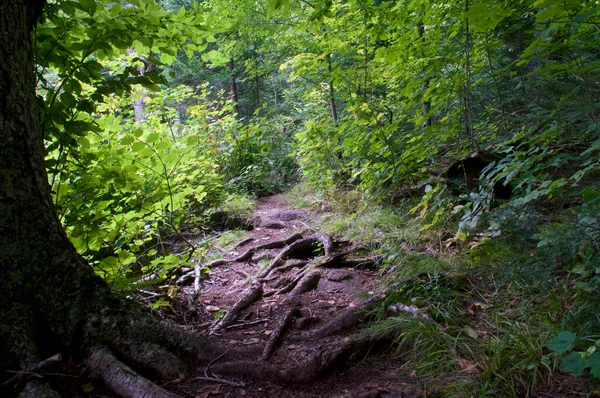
174, 195, 425, 397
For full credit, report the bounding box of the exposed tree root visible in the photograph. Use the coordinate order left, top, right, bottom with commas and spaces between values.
272, 269, 308, 296
275, 259, 309, 273
208, 233, 303, 268
304, 294, 384, 339
116, 342, 187, 381
323, 255, 383, 270
211, 330, 395, 384
261, 221, 287, 230
19, 380, 62, 398
313, 232, 334, 256
211, 279, 263, 331
258, 233, 333, 278
315, 246, 382, 269
232, 237, 254, 250
261, 308, 301, 361
314, 246, 365, 267
86, 348, 179, 398
288, 270, 321, 297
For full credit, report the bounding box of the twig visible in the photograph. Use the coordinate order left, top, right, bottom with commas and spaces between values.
5, 370, 79, 379
3, 354, 63, 387
225, 318, 269, 329
186, 375, 244, 388
205, 348, 232, 378
193, 263, 202, 294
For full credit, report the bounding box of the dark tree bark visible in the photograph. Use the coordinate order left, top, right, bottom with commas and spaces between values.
0, 3, 224, 396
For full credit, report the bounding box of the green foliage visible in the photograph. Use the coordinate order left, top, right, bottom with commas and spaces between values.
35, 0, 600, 391
223, 116, 298, 195
548, 331, 576, 356
53, 84, 225, 286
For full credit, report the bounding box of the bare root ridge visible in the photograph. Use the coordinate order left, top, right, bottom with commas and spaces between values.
304, 293, 384, 339
258, 232, 333, 278
288, 270, 321, 297
86, 348, 179, 398
18, 380, 62, 398
208, 233, 303, 268
211, 279, 263, 332
210, 330, 395, 384
261, 307, 301, 361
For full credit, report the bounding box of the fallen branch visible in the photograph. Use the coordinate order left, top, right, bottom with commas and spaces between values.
225, 319, 269, 330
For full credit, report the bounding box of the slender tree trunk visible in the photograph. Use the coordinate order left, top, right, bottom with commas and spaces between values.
362, 17, 369, 101
418, 22, 432, 128
229, 57, 240, 118
255, 75, 260, 110
326, 53, 338, 123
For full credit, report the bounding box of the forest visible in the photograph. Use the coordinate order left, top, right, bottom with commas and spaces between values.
1, 0, 599, 396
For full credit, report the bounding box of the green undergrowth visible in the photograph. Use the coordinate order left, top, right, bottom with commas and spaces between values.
285, 182, 599, 397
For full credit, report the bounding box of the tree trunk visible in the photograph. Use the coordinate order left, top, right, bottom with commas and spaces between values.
0, 3, 222, 396
326, 53, 338, 123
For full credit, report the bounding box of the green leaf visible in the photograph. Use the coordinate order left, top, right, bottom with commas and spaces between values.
78, 0, 97, 15
79, 137, 90, 149
560, 352, 585, 377
548, 331, 576, 355
131, 142, 146, 152
467, 3, 508, 32
147, 132, 160, 143
151, 300, 172, 309
586, 352, 600, 378
583, 188, 600, 205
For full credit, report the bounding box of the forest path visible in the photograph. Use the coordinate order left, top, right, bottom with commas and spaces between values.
177, 195, 423, 398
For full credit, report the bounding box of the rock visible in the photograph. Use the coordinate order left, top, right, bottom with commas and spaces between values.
274, 210, 303, 221
327, 269, 354, 282
261, 221, 287, 229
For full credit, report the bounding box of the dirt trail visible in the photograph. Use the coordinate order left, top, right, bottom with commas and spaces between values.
177, 195, 423, 398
